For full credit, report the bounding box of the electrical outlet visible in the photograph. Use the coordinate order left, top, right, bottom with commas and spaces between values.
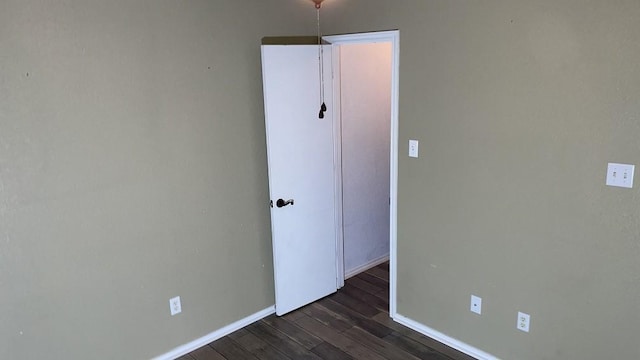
170, 296, 182, 316
517, 311, 530, 332
470, 295, 482, 315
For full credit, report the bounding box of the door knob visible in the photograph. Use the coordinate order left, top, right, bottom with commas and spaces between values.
276, 199, 294, 208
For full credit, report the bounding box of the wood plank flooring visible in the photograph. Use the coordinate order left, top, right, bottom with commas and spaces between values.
178, 263, 475, 360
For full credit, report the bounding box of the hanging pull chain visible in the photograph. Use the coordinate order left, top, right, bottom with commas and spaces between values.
317, 6, 326, 119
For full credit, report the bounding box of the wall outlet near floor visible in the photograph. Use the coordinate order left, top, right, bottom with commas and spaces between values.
517, 311, 530, 332
170, 296, 182, 316
470, 295, 482, 315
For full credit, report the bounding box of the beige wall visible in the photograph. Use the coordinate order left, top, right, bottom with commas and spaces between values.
322, 1, 640, 359
0, 1, 314, 359
4, 1, 640, 359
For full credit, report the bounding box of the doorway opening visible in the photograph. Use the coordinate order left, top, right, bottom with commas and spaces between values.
338, 41, 392, 281
324, 30, 400, 317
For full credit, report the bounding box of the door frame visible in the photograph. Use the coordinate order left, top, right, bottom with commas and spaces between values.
323, 30, 400, 317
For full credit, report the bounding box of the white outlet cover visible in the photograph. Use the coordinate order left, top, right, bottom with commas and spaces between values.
606, 163, 634, 188
517, 311, 530, 332
470, 295, 482, 315
170, 296, 182, 316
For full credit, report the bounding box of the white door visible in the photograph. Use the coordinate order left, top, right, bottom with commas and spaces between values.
261, 45, 337, 316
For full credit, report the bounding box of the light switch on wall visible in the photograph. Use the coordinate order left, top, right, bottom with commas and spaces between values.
606, 163, 635, 188
408, 140, 419, 158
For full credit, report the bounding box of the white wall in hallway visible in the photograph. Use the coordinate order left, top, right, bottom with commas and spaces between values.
340, 42, 393, 275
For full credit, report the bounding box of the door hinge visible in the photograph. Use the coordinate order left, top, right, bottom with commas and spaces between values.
270, 200, 273, 208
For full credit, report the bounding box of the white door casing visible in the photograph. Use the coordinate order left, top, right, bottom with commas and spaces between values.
261, 45, 337, 316
324, 30, 400, 317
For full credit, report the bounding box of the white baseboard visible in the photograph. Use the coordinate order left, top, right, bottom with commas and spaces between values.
345, 254, 390, 280
152, 306, 275, 360
392, 313, 500, 360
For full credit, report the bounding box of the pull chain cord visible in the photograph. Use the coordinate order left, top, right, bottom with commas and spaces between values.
317, 6, 326, 119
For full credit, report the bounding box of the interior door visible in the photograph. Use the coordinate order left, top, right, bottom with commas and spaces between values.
261, 45, 337, 316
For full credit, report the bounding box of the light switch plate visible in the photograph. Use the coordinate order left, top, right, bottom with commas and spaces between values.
606, 163, 634, 188
409, 140, 419, 158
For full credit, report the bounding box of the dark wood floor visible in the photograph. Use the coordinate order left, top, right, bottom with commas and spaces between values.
177, 263, 474, 360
